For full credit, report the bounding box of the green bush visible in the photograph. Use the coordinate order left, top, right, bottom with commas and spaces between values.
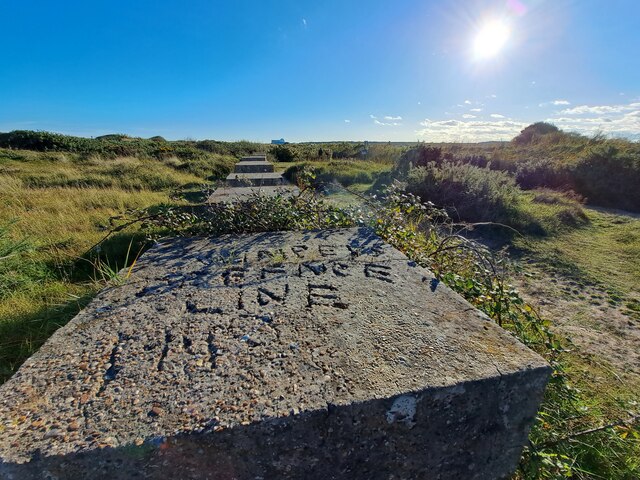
0, 130, 266, 166
515, 158, 573, 190
270, 144, 297, 163
573, 145, 640, 211
405, 162, 522, 225
513, 122, 561, 145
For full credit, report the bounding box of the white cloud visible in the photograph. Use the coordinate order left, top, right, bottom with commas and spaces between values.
370, 114, 402, 126
490, 113, 505, 118
416, 119, 527, 142
462, 114, 476, 119
344, 119, 351, 123
470, 108, 482, 112
545, 101, 640, 138
374, 119, 402, 126
561, 103, 640, 115
464, 100, 472, 105
539, 99, 571, 107
548, 114, 640, 136
302, 18, 307, 27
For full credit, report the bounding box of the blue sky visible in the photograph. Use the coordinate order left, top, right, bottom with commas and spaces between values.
1, 0, 639, 142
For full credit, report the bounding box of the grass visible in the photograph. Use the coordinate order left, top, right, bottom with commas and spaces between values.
513, 207, 640, 303
0, 151, 203, 382
0, 150, 207, 190
517, 190, 590, 236
0, 185, 167, 382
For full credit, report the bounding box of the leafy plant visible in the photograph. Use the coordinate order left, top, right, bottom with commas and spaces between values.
270, 144, 297, 162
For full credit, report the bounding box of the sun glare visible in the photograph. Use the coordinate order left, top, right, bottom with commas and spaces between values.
473, 19, 511, 60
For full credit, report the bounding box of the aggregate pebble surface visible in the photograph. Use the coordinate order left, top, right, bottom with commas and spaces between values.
0, 228, 550, 479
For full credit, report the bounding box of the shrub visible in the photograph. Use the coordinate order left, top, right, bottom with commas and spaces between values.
573, 145, 640, 211
513, 122, 561, 145
393, 145, 444, 177
405, 162, 522, 225
515, 158, 573, 190
270, 144, 297, 163
0, 131, 268, 167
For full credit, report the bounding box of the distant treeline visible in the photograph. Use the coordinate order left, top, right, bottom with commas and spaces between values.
0, 130, 403, 164
0, 131, 265, 160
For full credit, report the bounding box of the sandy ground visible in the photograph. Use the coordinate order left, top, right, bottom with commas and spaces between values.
515, 265, 640, 389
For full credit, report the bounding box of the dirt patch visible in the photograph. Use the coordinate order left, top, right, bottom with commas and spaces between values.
515, 263, 640, 389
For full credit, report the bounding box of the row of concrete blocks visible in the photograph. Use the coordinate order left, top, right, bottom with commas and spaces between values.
227, 154, 286, 187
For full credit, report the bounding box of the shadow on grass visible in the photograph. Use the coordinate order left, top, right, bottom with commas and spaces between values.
0, 290, 96, 384
69, 231, 152, 283
170, 181, 215, 204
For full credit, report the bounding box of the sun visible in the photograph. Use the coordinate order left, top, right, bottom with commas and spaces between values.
473, 19, 511, 60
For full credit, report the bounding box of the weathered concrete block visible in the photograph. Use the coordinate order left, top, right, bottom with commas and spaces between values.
207, 185, 300, 203
0, 228, 550, 479
226, 172, 286, 187
234, 161, 275, 174
237, 154, 267, 163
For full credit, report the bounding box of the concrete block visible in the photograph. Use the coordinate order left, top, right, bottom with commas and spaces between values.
207, 185, 300, 203
0, 228, 550, 479
238, 154, 267, 163
226, 172, 286, 187
234, 162, 275, 174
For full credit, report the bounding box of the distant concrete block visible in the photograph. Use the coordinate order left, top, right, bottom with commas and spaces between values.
238, 154, 268, 162
0, 228, 550, 479
226, 172, 286, 187
207, 185, 300, 203
234, 161, 275, 174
